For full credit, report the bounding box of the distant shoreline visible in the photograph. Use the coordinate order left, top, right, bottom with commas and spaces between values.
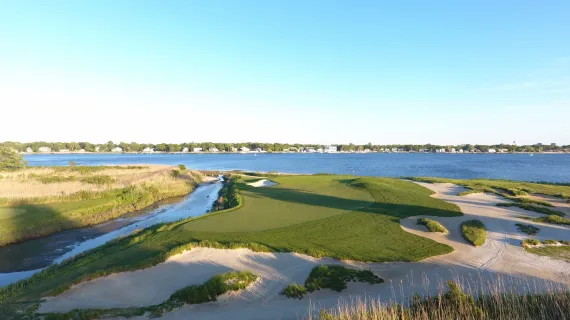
21, 151, 570, 155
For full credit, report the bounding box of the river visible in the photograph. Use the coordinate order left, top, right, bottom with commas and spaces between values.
24, 153, 570, 183
0, 181, 223, 287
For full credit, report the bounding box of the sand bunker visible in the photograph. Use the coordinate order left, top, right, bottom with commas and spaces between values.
246, 179, 277, 187
39, 183, 570, 320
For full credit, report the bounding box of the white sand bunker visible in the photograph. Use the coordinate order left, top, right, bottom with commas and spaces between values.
246, 179, 277, 187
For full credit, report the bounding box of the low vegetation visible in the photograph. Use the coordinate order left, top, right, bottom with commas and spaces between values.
282, 265, 383, 299
417, 218, 448, 233
496, 202, 565, 216
0, 165, 202, 245
211, 174, 241, 211
520, 214, 570, 226
515, 223, 540, 235
39, 271, 258, 320
0, 146, 26, 171
460, 220, 486, 246
314, 280, 570, 320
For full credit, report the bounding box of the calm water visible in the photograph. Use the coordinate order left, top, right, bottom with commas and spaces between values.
25, 153, 570, 182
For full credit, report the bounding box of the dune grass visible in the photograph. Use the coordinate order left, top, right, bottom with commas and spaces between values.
522, 239, 570, 262
0, 175, 461, 314
460, 220, 486, 246
417, 218, 448, 233
496, 202, 565, 216
408, 177, 570, 199
314, 280, 570, 320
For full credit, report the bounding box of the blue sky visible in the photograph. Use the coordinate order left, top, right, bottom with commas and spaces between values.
1, 1, 569, 144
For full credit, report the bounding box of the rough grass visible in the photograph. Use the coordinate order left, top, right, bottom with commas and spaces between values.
460, 220, 486, 246
522, 239, 570, 262
520, 214, 570, 226
417, 218, 448, 233
38, 271, 258, 320
281, 284, 308, 299
0, 166, 201, 245
515, 223, 540, 235
0, 175, 461, 312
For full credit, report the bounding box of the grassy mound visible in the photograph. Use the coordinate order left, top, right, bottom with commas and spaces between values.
417, 218, 448, 233
496, 203, 565, 216
460, 220, 486, 246
515, 223, 540, 235
282, 265, 383, 299
521, 214, 570, 226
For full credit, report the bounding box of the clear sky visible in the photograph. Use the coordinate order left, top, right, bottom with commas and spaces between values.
1, 1, 569, 145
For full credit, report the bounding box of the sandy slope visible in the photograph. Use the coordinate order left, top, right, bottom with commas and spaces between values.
39, 183, 570, 319
246, 179, 277, 187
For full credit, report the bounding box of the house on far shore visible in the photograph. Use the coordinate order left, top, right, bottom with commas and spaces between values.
182, 147, 189, 153
240, 147, 250, 153
325, 145, 337, 153
111, 147, 123, 153
231, 147, 238, 152
25, 147, 33, 153
59, 149, 70, 153
193, 147, 203, 153
488, 149, 497, 153
209, 147, 219, 152
254, 147, 264, 153
38, 146, 52, 153
142, 147, 154, 153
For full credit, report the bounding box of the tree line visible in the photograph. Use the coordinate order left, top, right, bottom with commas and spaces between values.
0, 141, 568, 153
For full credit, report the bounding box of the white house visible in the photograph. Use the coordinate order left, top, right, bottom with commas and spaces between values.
325, 145, 337, 153
240, 147, 250, 153
59, 149, 70, 153
209, 147, 219, 152
254, 147, 264, 153
142, 147, 154, 153
231, 147, 238, 152
193, 147, 203, 153
111, 147, 123, 153
450, 148, 456, 153
182, 147, 189, 153
488, 149, 497, 153
25, 147, 33, 153
38, 146, 52, 153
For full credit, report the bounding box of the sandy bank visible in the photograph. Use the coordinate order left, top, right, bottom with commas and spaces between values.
246, 179, 277, 187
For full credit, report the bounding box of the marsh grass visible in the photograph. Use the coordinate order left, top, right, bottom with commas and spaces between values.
461, 220, 486, 246
417, 218, 448, 233
0, 165, 202, 245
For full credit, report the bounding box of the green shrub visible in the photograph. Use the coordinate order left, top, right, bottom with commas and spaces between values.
0, 146, 26, 171
417, 218, 448, 233
305, 265, 383, 293
522, 239, 541, 247
281, 284, 307, 299
515, 223, 540, 235
461, 220, 486, 246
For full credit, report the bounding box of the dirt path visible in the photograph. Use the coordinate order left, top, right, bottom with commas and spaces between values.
38, 183, 570, 319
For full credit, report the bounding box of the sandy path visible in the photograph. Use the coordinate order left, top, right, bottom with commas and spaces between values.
247, 179, 277, 187
39, 183, 570, 319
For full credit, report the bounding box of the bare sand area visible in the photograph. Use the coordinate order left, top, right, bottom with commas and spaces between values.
39, 183, 570, 319
246, 179, 277, 187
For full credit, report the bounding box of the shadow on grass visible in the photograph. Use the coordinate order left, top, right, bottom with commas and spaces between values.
240, 181, 462, 219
